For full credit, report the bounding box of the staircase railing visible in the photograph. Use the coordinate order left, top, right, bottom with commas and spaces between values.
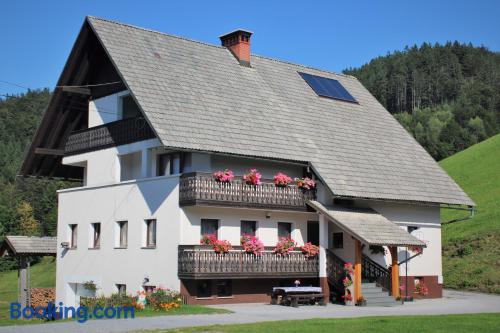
326, 249, 347, 300
362, 254, 391, 293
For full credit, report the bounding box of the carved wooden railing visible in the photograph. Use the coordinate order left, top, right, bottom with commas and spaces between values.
326, 249, 347, 297
178, 245, 318, 279
65, 117, 156, 155
362, 254, 391, 293
179, 172, 316, 211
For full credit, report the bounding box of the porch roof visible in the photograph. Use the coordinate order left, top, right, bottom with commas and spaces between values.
0, 236, 57, 257
307, 201, 426, 247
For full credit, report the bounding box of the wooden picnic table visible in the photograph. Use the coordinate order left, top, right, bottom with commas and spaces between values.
270, 287, 326, 307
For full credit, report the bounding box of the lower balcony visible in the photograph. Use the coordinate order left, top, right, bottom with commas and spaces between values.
179, 172, 316, 211
178, 245, 319, 279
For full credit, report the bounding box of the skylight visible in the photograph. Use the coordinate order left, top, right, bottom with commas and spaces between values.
299, 72, 357, 103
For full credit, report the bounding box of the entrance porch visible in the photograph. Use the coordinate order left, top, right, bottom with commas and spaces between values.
308, 201, 426, 306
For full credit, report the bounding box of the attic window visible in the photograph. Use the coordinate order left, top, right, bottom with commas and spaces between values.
299, 72, 357, 103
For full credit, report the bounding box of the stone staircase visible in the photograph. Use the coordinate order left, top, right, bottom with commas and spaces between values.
362, 282, 399, 307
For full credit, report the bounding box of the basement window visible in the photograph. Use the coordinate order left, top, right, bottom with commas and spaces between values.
196, 280, 212, 298
216, 280, 232, 297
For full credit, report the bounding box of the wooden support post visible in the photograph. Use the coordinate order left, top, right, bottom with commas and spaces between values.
389, 246, 400, 298
18, 256, 28, 309
354, 239, 362, 302
318, 215, 330, 300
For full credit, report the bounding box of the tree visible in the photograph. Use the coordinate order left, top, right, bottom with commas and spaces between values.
17, 201, 40, 236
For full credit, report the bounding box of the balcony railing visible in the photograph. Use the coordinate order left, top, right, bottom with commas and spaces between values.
179, 172, 316, 211
65, 117, 156, 155
178, 245, 318, 279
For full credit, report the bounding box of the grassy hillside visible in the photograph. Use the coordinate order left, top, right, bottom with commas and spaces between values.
440, 134, 500, 293
0, 257, 55, 325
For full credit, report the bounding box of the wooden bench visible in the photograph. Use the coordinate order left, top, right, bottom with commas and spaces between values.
287, 293, 326, 307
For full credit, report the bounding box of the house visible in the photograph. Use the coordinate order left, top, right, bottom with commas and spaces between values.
20, 17, 474, 306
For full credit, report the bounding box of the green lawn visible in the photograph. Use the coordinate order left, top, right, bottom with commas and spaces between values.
0, 256, 56, 326
440, 134, 500, 293
143, 314, 500, 333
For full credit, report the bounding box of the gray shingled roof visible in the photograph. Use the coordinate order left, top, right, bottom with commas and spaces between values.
307, 201, 426, 247
0, 236, 57, 256
87, 17, 474, 206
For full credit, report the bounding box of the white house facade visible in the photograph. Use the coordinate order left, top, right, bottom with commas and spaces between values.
21, 17, 474, 307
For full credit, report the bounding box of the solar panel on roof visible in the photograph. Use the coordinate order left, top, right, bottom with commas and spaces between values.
299, 72, 357, 103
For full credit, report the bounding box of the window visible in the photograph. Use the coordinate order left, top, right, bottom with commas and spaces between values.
117, 221, 128, 248
216, 280, 232, 297
201, 219, 218, 238
333, 232, 343, 249
120, 94, 141, 119
91, 223, 101, 248
116, 284, 126, 295
157, 152, 181, 176
241, 221, 256, 236
145, 219, 156, 248
196, 280, 212, 298
278, 222, 292, 239
408, 226, 419, 233
69, 224, 78, 249
298, 72, 357, 103
120, 152, 142, 181
307, 221, 319, 245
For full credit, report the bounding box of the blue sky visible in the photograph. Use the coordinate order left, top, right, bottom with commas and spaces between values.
1, 0, 499, 96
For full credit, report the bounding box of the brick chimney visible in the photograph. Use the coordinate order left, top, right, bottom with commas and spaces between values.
219, 29, 253, 67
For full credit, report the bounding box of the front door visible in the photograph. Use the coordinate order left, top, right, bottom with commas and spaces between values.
307, 221, 319, 245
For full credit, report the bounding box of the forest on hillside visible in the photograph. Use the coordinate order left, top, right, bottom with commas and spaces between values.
0, 90, 73, 251
344, 42, 500, 160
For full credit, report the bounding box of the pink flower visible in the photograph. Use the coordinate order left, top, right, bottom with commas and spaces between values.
213, 239, 232, 254
273, 172, 292, 187
243, 169, 262, 185
241, 233, 264, 255
294, 177, 316, 190
274, 237, 296, 256
213, 169, 234, 183
301, 242, 319, 258
200, 234, 217, 245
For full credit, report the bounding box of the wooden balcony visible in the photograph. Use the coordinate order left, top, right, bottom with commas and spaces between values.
178, 245, 319, 279
64, 117, 156, 155
179, 172, 316, 211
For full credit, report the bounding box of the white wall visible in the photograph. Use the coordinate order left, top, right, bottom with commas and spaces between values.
180, 206, 318, 247
56, 175, 180, 307
63, 139, 161, 186
368, 201, 442, 278
88, 91, 129, 127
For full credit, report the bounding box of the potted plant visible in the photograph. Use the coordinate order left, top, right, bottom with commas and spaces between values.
200, 234, 217, 246
213, 239, 232, 254
241, 234, 264, 256
294, 177, 316, 190
415, 281, 429, 296
243, 169, 262, 185
342, 276, 353, 288
344, 262, 354, 276
274, 237, 296, 256
342, 291, 353, 305
356, 296, 367, 306
273, 172, 292, 187
301, 242, 319, 258
213, 169, 234, 183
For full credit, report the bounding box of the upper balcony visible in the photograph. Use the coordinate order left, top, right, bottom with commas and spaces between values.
64, 117, 156, 156
179, 172, 316, 211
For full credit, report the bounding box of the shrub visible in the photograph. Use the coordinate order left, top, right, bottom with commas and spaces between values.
80, 293, 135, 310
146, 288, 182, 311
